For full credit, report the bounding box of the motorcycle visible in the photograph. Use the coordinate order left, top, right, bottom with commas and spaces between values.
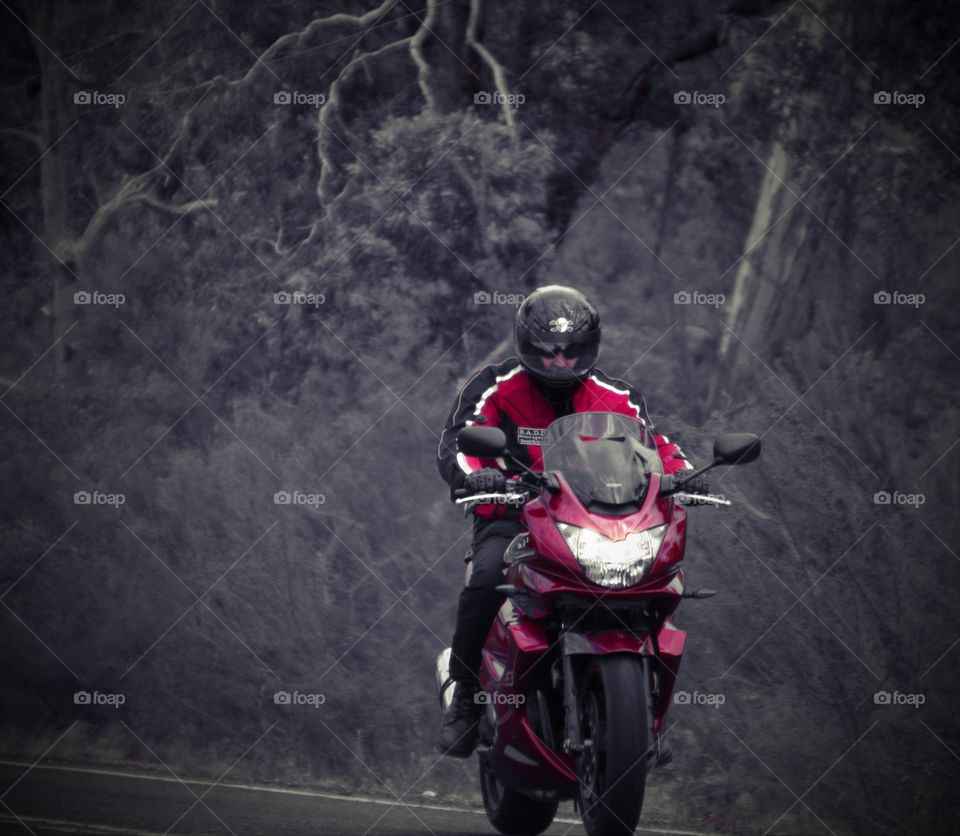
436, 411, 760, 836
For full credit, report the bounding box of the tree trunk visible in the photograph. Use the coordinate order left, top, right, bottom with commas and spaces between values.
36, 0, 74, 369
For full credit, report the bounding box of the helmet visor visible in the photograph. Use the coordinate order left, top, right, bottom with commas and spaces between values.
519, 338, 599, 381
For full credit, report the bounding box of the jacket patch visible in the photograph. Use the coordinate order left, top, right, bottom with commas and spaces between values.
517, 427, 545, 446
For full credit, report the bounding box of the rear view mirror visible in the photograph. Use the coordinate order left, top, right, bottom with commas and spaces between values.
458, 426, 508, 458
713, 433, 761, 465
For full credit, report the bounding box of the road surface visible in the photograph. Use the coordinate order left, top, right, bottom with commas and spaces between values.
0, 761, 708, 835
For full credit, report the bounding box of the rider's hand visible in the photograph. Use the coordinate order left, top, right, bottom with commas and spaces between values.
464, 468, 506, 494
684, 475, 711, 496
676, 474, 711, 505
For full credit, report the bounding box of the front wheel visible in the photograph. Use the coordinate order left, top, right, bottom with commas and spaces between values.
577, 655, 650, 836
479, 753, 558, 835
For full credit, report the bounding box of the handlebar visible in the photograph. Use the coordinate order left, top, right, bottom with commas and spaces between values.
453, 475, 732, 508
454, 470, 552, 503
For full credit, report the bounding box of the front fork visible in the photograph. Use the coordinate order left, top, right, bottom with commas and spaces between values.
561, 649, 582, 754
643, 654, 660, 767
559, 637, 656, 762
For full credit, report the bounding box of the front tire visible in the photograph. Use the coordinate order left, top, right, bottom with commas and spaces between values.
479, 753, 558, 835
576, 655, 650, 836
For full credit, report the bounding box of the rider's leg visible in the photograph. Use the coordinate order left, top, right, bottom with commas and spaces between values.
438, 519, 525, 756
449, 519, 526, 682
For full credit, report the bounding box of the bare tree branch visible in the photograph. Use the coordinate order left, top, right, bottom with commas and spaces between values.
316, 37, 412, 205
63, 175, 215, 261
465, 0, 516, 133
410, 0, 438, 111
238, 0, 401, 84
136, 194, 217, 215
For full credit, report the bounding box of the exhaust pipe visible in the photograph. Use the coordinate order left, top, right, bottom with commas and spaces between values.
435, 648, 455, 711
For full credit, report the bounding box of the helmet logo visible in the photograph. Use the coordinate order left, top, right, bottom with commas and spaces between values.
549, 317, 574, 333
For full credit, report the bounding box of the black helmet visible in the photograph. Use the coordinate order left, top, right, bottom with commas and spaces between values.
515, 285, 601, 393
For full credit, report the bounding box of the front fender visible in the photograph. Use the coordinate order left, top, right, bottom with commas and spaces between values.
562, 629, 651, 656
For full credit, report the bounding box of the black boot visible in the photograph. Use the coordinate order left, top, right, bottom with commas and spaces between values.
437, 681, 481, 757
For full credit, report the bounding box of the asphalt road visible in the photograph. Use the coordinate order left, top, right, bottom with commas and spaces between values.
0, 760, 700, 836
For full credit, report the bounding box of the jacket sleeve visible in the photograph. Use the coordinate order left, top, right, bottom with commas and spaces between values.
654, 431, 695, 476
436, 365, 504, 500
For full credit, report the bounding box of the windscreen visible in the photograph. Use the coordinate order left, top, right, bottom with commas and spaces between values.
541, 412, 661, 506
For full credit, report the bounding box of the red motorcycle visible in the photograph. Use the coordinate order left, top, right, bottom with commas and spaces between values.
436, 411, 760, 836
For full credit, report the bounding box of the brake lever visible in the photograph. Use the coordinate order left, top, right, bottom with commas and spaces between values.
515, 471, 558, 493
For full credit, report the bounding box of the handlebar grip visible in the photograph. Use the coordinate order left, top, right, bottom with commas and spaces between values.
454, 489, 469, 498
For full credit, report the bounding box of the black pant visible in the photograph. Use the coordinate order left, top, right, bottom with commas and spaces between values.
449, 518, 526, 683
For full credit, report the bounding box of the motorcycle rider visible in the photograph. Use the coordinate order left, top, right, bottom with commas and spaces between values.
436, 285, 700, 757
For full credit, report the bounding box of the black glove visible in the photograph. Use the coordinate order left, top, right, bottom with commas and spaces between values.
676, 474, 711, 505
464, 468, 506, 494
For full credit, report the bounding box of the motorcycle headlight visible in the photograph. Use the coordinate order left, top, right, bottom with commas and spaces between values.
556, 522, 667, 589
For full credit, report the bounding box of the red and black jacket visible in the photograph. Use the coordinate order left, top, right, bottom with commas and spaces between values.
437, 358, 694, 520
